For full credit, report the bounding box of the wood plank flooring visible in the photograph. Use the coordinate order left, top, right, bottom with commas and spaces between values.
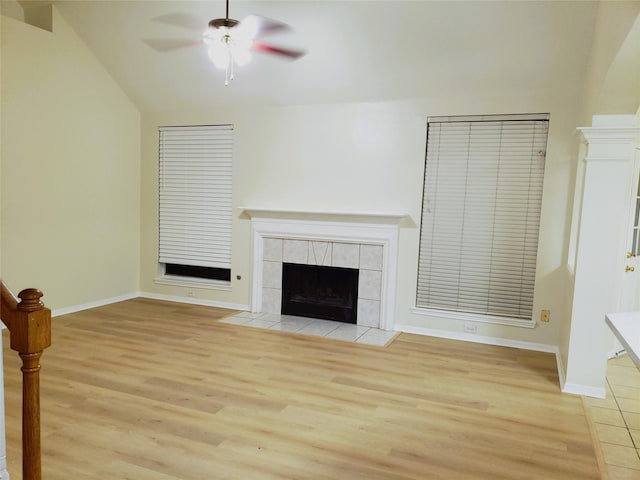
2, 298, 601, 479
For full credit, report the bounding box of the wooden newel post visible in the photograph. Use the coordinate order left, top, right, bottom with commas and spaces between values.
19, 351, 43, 480
16, 289, 51, 480
1, 286, 52, 480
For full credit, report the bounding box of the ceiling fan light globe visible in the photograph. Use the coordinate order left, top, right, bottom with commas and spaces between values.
234, 36, 253, 50
208, 45, 230, 69
202, 28, 217, 45
236, 16, 259, 40
233, 48, 252, 66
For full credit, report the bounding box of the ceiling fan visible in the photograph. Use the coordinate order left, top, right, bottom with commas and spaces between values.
146, 0, 306, 86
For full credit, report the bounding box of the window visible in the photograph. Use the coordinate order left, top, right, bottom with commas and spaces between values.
416, 114, 549, 321
158, 125, 233, 282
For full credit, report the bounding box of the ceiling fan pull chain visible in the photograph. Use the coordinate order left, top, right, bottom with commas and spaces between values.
222, 34, 234, 86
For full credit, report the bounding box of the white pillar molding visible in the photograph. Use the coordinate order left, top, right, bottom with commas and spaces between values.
563, 115, 640, 397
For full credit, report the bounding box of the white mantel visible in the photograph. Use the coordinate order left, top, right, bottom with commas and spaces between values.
241, 208, 406, 331
240, 207, 406, 224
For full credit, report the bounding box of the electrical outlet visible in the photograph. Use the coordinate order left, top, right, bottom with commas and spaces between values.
463, 322, 477, 334
186, 289, 195, 298
541, 309, 550, 323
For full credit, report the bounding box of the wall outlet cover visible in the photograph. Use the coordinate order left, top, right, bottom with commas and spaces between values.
463, 322, 478, 334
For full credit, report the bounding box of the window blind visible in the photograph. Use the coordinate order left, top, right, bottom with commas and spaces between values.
158, 125, 233, 271
417, 116, 548, 320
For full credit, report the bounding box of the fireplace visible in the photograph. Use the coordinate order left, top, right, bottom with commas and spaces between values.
242, 207, 404, 331
281, 263, 359, 323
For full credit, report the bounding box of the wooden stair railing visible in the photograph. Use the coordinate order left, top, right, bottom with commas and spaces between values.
0, 280, 51, 480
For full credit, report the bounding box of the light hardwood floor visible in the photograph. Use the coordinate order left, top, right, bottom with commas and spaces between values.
3, 298, 601, 479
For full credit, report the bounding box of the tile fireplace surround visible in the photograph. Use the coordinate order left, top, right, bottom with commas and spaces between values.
242, 208, 404, 331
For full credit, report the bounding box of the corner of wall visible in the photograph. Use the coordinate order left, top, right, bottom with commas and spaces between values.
22, 3, 52, 32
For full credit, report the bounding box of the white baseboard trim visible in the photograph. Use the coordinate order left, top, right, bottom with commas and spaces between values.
51, 292, 249, 318
555, 350, 567, 394
562, 382, 606, 399
51, 292, 139, 317
555, 346, 606, 399
139, 292, 249, 312
394, 323, 559, 353
395, 323, 568, 392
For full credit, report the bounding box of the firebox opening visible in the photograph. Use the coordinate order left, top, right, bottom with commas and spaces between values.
281, 263, 359, 324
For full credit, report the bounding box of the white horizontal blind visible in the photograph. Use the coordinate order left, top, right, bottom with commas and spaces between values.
158, 125, 233, 270
417, 117, 548, 320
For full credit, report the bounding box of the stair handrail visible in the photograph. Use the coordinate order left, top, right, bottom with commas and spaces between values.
0, 280, 51, 480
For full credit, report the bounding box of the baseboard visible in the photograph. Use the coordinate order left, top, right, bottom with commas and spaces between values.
51, 292, 139, 317
555, 350, 567, 394
51, 292, 249, 318
394, 323, 559, 353
562, 382, 606, 399
395, 323, 568, 392
139, 292, 249, 311
557, 347, 607, 399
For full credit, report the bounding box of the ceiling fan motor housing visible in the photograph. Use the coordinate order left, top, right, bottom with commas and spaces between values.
209, 18, 239, 29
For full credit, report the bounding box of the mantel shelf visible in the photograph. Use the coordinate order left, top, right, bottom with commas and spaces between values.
239, 207, 408, 225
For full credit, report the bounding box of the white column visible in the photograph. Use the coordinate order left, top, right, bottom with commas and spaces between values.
563, 115, 640, 397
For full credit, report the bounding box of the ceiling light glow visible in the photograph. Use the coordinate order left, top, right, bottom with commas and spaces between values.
203, 27, 252, 85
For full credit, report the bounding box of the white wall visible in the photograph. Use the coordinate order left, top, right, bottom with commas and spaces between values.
140, 84, 584, 349
1, 7, 141, 310
141, 101, 425, 309
580, 1, 640, 121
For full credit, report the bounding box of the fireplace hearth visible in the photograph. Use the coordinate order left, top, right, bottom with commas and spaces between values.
281, 263, 359, 323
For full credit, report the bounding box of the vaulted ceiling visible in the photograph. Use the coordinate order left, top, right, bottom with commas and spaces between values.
6, 1, 607, 112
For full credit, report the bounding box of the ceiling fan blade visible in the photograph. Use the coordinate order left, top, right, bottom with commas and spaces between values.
151, 13, 203, 32
238, 14, 291, 38
253, 42, 306, 60
143, 38, 202, 52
